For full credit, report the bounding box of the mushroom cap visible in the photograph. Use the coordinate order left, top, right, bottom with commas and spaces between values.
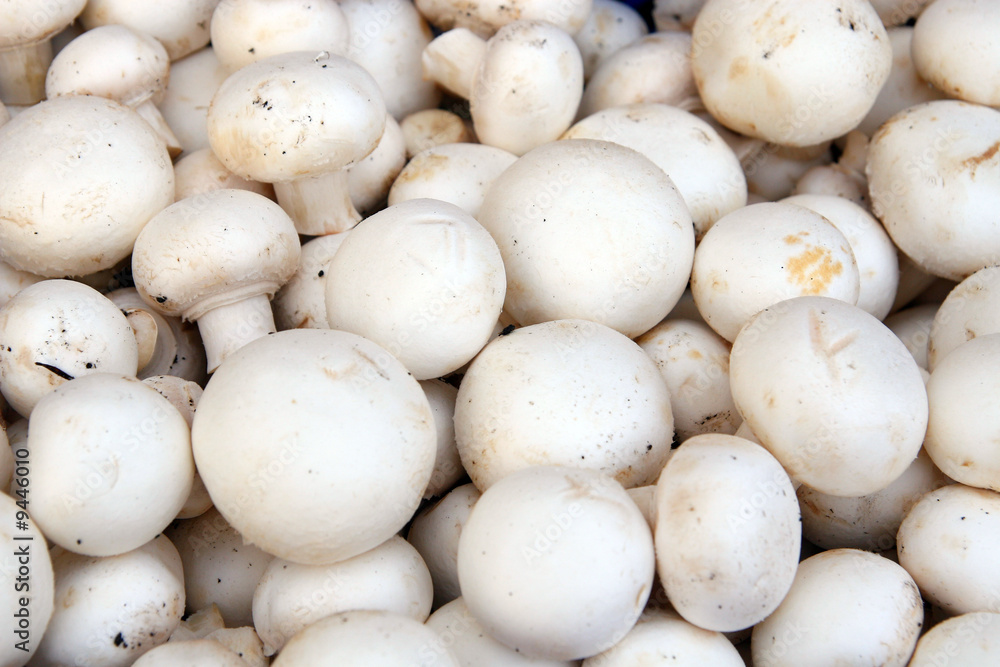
573, 0, 648, 81
191, 328, 436, 565
471, 20, 584, 156
415, 0, 593, 37
897, 485, 1000, 615
132, 639, 245, 666
867, 101, 1000, 281
252, 536, 433, 656
729, 296, 928, 497
158, 47, 230, 156
273, 232, 350, 331
210, 0, 350, 73
692, 0, 891, 146
0, 0, 86, 48
173, 147, 275, 200
911, 0, 1000, 106
28, 374, 194, 556
0, 493, 54, 667
479, 139, 695, 338
884, 303, 937, 370
324, 198, 506, 380
35, 535, 185, 667
165, 507, 274, 629
925, 333, 1000, 492
457, 465, 654, 660
908, 612, 1000, 666
272, 610, 459, 666
750, 549, 923, 666
564, 103, 746, 237
691, 202, 860, 342
0, 279, 139, 418
208, 51, 386, 183
0, 96, 174, 277
927, 266, 1000, 370
454, 319, 675, 491
46, 24, 170, 106
131, 189, 300, 320
654, 434, 800, 632
419, 378, 463, 499
80, 0, 218, 60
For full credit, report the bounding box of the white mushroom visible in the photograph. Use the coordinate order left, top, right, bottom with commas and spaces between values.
911, 0, 1000, 107
191, 329, 436, 565
420, 378, 464, 499
908, 612, 1000, 666
165, 508, 274, 628
406, 483, 481, 610
573, 0, 649, 81
884, 303, 938, 370
867, 100, 1000, 281
927, 265, 1000, 370
455, 319, 675, 490
578, 32, 698, 119
870, 0, 934, 26
132, 639, 245, 666
0, 96, 174, 278
387, 143, 518, 219
157, 46, 229, 157
636, 318, 740, 441
45, 24, 182, 156
415, 0, 593, 38
457, 466, 654, 660
729, 296, 928, 496
399, 109, 473, 158
0, 492, 54, 666
340, 0, 441, 119
0, 0, 86, 105
692, 0, 891, 146
427, 597, 578, 667
655, 434, 800, 632
422, 21, 584, 156
33, 535, 186, 667
131, 189, 301, 373
324, 198, 506, 380
897, 484, 1000, 615
0, 260, 43, 309
252, 536, 433, 656
345, 113, 407, 216
210, 0, 350, 73
691, 202, 860, 342
0, 280, 139, 418
271, 610, 459, 666
925, 333, 1000, 492
750, 549, 923, 666
27, 374, 193, 556
478, 139, 695, 337
273, 233, 349, 331
563, 103, 747, 239
174, 148, 275, 201
205, 627, 268, 667
80, 0, 220, 61
207, 51, 386, 235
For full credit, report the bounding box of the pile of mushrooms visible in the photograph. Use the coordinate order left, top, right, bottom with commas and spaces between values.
0, 0, 999, 664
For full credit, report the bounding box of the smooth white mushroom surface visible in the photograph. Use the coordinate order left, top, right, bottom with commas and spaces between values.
79, 0, 219, 61
191, 328, 436, 565
927, 265, 1000, 371
908, 611, 1000, 667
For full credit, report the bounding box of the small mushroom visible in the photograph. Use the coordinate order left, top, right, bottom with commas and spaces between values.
131, 189, 301, 373
273, 232, 350, 331
884, 303, 938, 370
573, 0, 648, 81
324, 198, 506, 380
0, 0, 86, 105
415, 0, 593, 38
420, 378, 464, 500
0, 280, 139, 418
210, 0, 350, 73
46, 25, 183, 157
173, 148, 275, 201
908, 611, 1000, 666
132, 639, 245, 666
0, 260, 42, 308
345, 113, 407, 216
33, 535, 186, 667
927, 265, 1000, 370
80, 0, 220, 61
207, 51, 386, 235
157, 47, 230, 157
252, 536, 433, 656
399, 109, 473, 158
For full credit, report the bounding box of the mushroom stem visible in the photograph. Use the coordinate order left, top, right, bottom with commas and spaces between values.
274, 171, 360, 236
0, 40, 53, 105
196, 294, 276, 373
421, 29, 487, 100
134, 99, 184, 158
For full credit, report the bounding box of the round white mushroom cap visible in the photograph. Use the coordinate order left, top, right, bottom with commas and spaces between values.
908, 612, 1000, 667
0, 95, 174, 278
27, 374, 194, 556
79, 0, 218, 60
33, 535, 186, 667
458, 465, 654, 661
252, 536, 433, 656
927, 265, 1000, 370
191, 328, 436, 565
750, 549, 923, 666
692, 0, 891, 146
0, 279, 139, 418
273, 232, 349, 331
729, 296, 928, 497
208, 50, 386, 184
0, 0, 85, 49
324, 198, 506, 380
132, 639, 245, 666
420, 378, 463, 499
897, 484, 1000, 616
271, 610, 460, 666
479, 139, 695, 338
455, 319, 675, 491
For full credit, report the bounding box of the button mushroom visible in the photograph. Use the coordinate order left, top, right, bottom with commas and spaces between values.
0, 0, 86, 105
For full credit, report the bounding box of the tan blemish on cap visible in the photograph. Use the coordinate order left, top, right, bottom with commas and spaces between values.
786, 246, 843, 294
